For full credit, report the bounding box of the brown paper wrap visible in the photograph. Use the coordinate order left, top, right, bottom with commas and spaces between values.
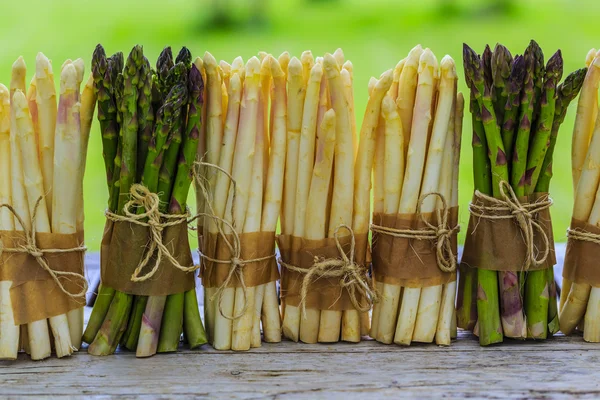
100, 220, 196, 296
201, 231, 279, 288
0, 230, 86, 325
277, 233, 369, 311
462, 192, 556, 272
564, 218, 600, 286
371, 207, 458, 288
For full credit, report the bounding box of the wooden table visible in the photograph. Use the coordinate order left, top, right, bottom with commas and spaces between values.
3, 245, 599, 399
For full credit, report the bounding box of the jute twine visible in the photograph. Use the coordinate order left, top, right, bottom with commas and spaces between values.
278, 224, 378, 319
370, 192, 460, 273
105, 184, 196, 282
469, 180, 552, 269
0, 197, 87, 300
193, 161, 275, 320
566, 227, 600, 245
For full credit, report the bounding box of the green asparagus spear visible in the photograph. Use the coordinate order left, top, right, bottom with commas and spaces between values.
523, 51, 563, 340
92, 45, 119, 196
136, 57, 154, 182
463, 43, 504, 345
457, 94, 489, 331
117, 45, 143, 212
501, 55, 526, 167
170, 64, 207, 350
535, 67, 586, 335
511, 45, 536, 197
535, 68, 587, 192
491, 44, 513, 124
525, 50, 563, 194
531, 40, 546, 125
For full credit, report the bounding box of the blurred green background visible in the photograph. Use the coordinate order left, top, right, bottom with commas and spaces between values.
3, 0, 598, 250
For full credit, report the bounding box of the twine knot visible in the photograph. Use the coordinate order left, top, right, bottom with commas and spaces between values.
279, 225, 378, 319
370, 192, 460, 273
105, 184, 195, 282
469, 180, 552, 269
0, 197, 87, 300
192, 160, 275, 321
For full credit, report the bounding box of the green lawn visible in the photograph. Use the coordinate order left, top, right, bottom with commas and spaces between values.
2, 0, 598, 250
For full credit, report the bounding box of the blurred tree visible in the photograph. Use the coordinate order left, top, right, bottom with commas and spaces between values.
202, 0, 268, 31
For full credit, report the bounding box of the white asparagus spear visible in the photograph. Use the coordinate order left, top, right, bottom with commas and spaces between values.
369, 77, 386, 340
297, 62, 330, 342
333, 48, 345, 67
393, 49, 438, 346
281, 58, 306, 342
291, 63, 323, 344
375, 94, 405, 344
260, 56, 287, 343
388, 59, 405, 101
345, 71, 393, 343
318, 53, 355, 343
560, 111, 600, 335
53, 63, 86, 352
203, 52, 224, 188
204, 72, 243, 344
397, 45, 424, 160
0, 84, 19, 360
411, 55, 455, 344
215, 57, 261, 350
301, 51, 315, 87
434, 84, 459, 346
35, 53, 58, 220
341, 62, 357, 160
233, 63, 267, 351
278, 51, 290, 80
586, 49, 598, 67
26, 77, 39, 141
248, 57, 272, 349
299, 110, 337, 344
14, 89, 60, 359
572, 56, 600, 190
11, 59, 51, 361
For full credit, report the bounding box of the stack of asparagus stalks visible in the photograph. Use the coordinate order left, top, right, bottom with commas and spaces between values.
370, 45, 463, 346
460, 41, 585, 345
198, 52, 284, 350
83, 45, 206, 357
560, 49, 600, 341
277, 49, 382, 344
0, 54, 94, 360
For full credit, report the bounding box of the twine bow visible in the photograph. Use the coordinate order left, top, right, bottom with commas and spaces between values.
279, 224, 378, 319
193, 161, 275, 320
469, 180, 552, 269
0, 197, 87, 300
105, 184, 195, 282
369, 192, 460, 273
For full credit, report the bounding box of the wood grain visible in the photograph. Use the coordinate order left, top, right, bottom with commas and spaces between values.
1, 245, 587, 399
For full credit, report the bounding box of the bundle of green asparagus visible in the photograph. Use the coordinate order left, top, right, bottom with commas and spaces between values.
276, 49, 376, 344
460, 41, 585, 345
198, 52, 283, 350
0, 54, 93, 360
83, 44, 206, 357
560, 49, 600, 341
370, 45, 463, 346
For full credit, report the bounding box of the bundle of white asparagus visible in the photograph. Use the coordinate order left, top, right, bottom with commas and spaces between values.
278, 49, 381, 344
198, 53, 283, 350
369, 45, 463, 346
560, 49, 600, 341
0, 54, 95, 360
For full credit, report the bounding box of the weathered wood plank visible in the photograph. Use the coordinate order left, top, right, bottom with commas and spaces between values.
1, 332, 599, 399
1, 245, 590, 399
